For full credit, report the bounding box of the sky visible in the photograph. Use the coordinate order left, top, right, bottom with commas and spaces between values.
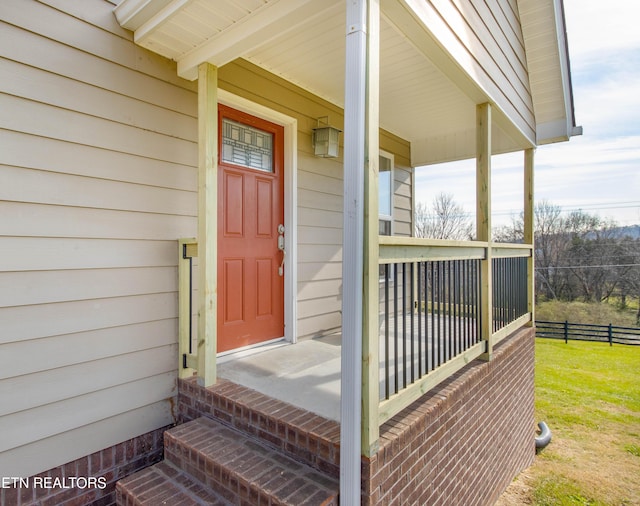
414, 0, 640, 228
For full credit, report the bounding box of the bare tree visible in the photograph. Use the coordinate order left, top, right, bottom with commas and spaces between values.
415, 193, 473, 241
495, 200, 568, 299
563, 212, 619, 302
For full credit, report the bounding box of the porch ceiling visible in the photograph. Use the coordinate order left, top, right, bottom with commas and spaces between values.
114, 0, 544, 165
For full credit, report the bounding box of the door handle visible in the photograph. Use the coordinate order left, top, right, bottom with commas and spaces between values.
278, 224, 285, 276
279, 248, 286, 277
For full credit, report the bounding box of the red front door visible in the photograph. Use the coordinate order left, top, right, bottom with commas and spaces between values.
217, 105, 285, 353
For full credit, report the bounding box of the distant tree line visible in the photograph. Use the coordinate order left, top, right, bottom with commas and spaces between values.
415, 195, 640, 324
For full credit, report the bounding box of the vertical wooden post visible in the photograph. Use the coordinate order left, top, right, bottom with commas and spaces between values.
476, 103, 493, 360
362, 0, 380, 459
197, 63, 218, 387
524, 148, 535, 324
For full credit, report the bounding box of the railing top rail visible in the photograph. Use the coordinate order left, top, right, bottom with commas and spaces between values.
492, 244, 533, 258
378, 237, 533, 263
378, 237, 533, 249
492, 242, 533, 250
379, 237, 486, 263
179, 237, 198, 258
378, 236, 488, 248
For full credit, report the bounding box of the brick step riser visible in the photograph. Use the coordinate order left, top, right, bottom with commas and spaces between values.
116, 460, 232, 506
162, 417, 339, 506
179, 377, 341, 479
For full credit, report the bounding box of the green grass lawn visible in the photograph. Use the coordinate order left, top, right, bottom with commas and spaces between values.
519, 339, 640, 505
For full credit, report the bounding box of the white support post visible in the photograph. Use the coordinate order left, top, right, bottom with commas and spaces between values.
341, 0, 379, 502
197, 63, 218, 387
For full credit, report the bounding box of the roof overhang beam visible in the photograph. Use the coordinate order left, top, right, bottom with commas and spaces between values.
178, 0, 326, 80
117, 0, 331, 81
114, 0, 174, 31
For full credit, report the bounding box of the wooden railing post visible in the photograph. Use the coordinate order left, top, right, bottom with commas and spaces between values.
476, 103, 493, 360
196, 62, 218, 387
362, 0, 381, 459
524, 148, 535, 324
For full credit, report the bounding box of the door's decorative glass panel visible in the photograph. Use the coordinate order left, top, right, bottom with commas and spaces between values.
222, 118, 274, 172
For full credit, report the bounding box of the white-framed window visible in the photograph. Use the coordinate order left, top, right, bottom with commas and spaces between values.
379, 150, 393, 230
379, 151, 394, 279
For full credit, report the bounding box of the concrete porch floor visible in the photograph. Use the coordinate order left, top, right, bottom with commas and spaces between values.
217, 334, 342, 422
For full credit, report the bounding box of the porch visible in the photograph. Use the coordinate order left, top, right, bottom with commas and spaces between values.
179, 235, 535, 434
111, 0, 576, 501
145, 322, 534, 506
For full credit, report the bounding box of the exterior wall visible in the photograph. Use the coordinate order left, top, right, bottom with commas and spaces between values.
0, 425, 169, 506
422, 0, 535, 140
0, 2, 414, 481
362, 327, 535, 505
392, 166, 413, 237
219, 60, 413, 339
0, 0, 197, 478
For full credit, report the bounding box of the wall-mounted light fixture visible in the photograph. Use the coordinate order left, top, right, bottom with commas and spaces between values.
312, 116, 341, 158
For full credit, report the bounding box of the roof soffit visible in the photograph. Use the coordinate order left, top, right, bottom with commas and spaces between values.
518, 0, 580, 144
113, 0, 575, 164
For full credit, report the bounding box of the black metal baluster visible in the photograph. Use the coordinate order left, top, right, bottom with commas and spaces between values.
410, 262, 416, 384
384, 263, 390, 400
394, 262, 399, 394
417, 261, 423, 377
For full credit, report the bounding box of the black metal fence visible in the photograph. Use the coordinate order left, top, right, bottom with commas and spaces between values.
535, 320, 640, 345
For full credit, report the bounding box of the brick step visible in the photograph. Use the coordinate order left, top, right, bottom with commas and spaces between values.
179, 377, 341, 479
117, 416, 339, 506
164, 417, 339, 505
116, 460, 232, 506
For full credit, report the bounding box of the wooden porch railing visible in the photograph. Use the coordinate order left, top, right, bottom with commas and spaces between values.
178, 238, 199, 378
366, 237, 533, 450
178, 236, 533, 454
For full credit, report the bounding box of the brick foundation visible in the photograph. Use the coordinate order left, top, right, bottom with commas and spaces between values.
6, 327, 533, 505
362, 326, 536, 505
2, 426, 170, 506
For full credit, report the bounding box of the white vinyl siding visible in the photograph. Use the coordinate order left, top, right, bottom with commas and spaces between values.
428, 0, 534, 139
0, 1, 415, 478
297, 153, 345, 338
393, 167, 413, 237
0, 0, 197, 478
